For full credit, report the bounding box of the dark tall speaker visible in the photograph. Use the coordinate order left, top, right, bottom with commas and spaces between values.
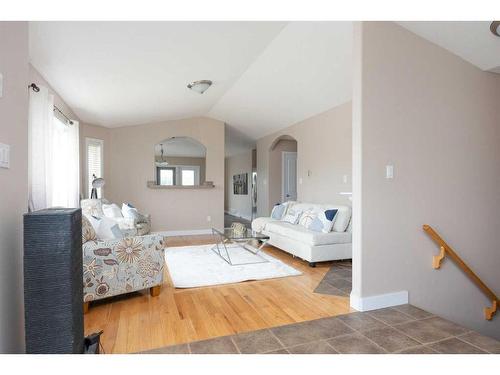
24, 208, 84, 354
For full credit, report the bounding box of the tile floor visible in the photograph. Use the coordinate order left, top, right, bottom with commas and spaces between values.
313, 261, 352, 296
142, 304, 500, 354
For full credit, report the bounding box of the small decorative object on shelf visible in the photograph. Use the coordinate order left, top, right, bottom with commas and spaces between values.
202, 180, 214, 187
231, 222, 247, 236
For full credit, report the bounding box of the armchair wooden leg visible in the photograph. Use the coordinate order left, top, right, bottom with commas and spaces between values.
83, 302, 90, 314
150, 285, 161, 297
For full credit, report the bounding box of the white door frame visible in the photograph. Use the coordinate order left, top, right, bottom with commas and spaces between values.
282, 151, 297, 202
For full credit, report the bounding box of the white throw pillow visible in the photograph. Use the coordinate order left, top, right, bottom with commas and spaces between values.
270, 201, 291, 220
102, 203, 123, 218
298, 210, 317, 228
307, 209, 338, 233
87, 215, 124, 240
122, 203, 139, 219
282, 209, 302, 225
330, 206, 352, 232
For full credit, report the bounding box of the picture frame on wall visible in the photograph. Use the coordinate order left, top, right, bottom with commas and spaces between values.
233, 173, 248, 195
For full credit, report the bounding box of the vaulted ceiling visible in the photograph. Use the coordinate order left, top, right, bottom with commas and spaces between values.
397, 21, 500, 73
29, 21, 353, 144
29, 21, 500, 151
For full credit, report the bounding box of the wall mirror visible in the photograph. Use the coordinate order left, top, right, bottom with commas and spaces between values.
154, 137, 207, 186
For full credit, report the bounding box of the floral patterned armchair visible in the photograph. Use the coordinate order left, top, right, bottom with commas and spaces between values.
82, 216, 166, 312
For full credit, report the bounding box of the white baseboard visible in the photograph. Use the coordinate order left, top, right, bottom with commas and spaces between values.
350, 290, 408, 311
157, 229, 213, 237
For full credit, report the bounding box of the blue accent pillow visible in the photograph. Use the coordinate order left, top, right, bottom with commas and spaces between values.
271, 203, 286, 219
308, 209, 338, 233
308, 216, 324, 232
325, 209, 338, 222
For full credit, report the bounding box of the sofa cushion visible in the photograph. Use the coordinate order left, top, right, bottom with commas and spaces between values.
265, 221, 351, 246
308, 209, 338, 233
271, 203, 288, 219
282, 208, 302, 224
287, 202, 351, 232
298, 209, 316, 227
82, 215, 97, 244
81, 199, 104, 218
328, 205, 351, 232
251, 217, 277, 232
103, 203, 123, 218
88, 215, 124, 240
122, 203, 139, 219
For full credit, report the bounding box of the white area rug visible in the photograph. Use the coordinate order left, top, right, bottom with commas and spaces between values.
165, 244, 302, 288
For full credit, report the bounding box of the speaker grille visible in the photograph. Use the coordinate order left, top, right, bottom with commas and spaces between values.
24, 208, 84, 354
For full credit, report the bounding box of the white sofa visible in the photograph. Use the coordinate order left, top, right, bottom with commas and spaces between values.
252, 202, 352, 267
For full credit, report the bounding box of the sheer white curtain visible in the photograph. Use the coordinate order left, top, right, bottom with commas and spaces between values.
28, 85, 80, 211
51, 116, 80, 208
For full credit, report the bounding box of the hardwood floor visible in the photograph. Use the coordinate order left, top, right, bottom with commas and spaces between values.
84, 234, 352, 354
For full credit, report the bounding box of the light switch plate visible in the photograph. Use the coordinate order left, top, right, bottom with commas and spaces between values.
386, 165, 394, 179
0, 143, 10, 168
0, 73, 3, 98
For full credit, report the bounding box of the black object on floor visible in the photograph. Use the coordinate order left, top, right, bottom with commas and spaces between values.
84, 330, 104, 354
24, 208, 84, 354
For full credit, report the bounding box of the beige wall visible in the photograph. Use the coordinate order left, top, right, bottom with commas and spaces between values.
0, 21, 29, 353
257, 101, 352, 216
105, 117, 224, 232
353, 22, 500, 339
225, 151, 253, 220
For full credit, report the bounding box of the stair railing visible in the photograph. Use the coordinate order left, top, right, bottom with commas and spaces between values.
423, 224, 498, 320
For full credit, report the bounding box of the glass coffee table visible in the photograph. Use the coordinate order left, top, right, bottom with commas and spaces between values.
211, 227, 270, 266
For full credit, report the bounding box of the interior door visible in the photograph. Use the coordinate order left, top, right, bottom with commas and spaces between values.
282, 151, 297, 202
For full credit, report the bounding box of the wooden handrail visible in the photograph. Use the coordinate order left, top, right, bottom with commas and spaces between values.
423, 224, 498, 320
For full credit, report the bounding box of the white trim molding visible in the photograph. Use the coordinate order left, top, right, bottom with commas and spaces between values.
350, 290, 408, 312
156, 229, 213, 237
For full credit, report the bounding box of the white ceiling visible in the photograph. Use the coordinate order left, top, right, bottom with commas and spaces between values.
397, 22, 500, 73
209, 21, 353, 139
29, 21, 287, 128
30, 21, 497, 152
29, 21, 353, 145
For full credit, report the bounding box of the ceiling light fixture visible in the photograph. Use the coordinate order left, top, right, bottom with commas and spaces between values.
187, 80, 212, 94
490, 21, 500, 37
160, 144, 168, 165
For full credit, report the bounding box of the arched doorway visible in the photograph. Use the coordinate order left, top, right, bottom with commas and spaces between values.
268, 135, 298, 213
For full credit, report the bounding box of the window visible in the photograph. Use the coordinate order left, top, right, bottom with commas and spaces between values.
86, 138, 104, 198
181, 169, 195, 186
155, 165, 200, 186
157, 166, 176, 186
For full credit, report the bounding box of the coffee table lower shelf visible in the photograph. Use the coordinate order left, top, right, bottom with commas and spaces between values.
211, 228, 270, 266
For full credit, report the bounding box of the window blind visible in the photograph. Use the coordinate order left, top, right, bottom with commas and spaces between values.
86, 139, 103, 198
